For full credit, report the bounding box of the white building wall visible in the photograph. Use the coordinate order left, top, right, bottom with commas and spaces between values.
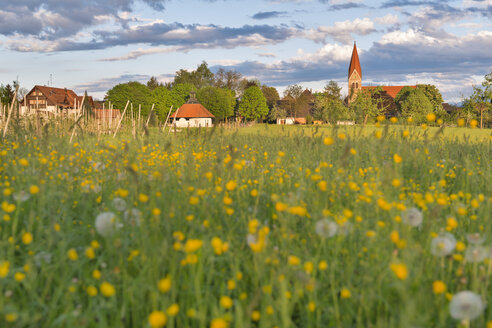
174, 118, 213, 128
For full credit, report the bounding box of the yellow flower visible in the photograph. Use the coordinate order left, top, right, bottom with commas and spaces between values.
338, 132, 346, 140
323, 137, 334, 145
1, 201, 16, 213
67, 248, 78, 261
158, 276, 172, 293
148, 311, 167, 328
14, 272, 25, 282
210, 318, 228, 328
87, 285, 98, 296
275, 202, 288, 212
92, 269, 101, 280
85, 247, 95, 259
250, 189, 258, 197
29, 185, 40, 194
189, 196, 199, 205
251, 311, 261, 321
167, 304, 179, 316
288, 255, 300, 266
138, 193, 149, 203
225, 181, 237, 191
426, 113, 436, 122
390, 263, 408, 280
19, 158, 29, 167
5, 313, 18, 322
390, 117, 398, 123
227, 280, 236, 290
432, 280, 446, 294
184, 239, 203, 253
288, 206, 307, 216
470, 119, 478, 128
340, 288, 351, 299
100, 281, 116, 297
457, 118, 465, 127
308, 302, 316, 312
220, 296, 233, 309
318, 261, 328, 270
393, 154, 402, 164
22, 232, 33, 245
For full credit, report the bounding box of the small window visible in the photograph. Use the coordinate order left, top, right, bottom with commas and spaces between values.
356, 82, 358, 88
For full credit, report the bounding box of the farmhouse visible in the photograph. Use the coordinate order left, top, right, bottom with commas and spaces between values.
348, 42, 416, 107
170, 92, 214, 127
20, 85, 94, 115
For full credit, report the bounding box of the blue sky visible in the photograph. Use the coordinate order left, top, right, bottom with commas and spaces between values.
0, 0, 491, 102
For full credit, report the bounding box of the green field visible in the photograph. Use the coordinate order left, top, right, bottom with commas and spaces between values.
0, 124, 491, 327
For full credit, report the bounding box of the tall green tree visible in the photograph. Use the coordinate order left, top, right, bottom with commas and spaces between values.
351, 87, 387, 125
151, 86, 173, 120
323, 80, 342, 101
261, 85, 280, 109
174, 61, 215, 89
463, 72, 492, 128
399, 88, 433, 123
313, 95, 349, 124
0, 84, 14, 105
197, 86, 236, 120
214, 69, 243, 94
238, 86, 269, 121
105, 82, 152, 115
147, 76, 162, 91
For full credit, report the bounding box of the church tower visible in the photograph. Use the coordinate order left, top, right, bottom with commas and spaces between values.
348, 42, 362, 104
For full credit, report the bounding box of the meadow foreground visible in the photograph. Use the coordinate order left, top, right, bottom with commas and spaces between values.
0, 124, 491, 328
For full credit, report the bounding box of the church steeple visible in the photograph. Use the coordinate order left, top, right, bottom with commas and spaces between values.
348, 42, 362, 79
348, 41, 362, 104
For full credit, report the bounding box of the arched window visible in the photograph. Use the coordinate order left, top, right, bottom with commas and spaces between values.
352, 83, 355, 89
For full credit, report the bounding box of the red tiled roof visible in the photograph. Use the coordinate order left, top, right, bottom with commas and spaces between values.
362, 85, 416, 99
31, 85, 78, 107
170, 103, 215, 118
348, 42, 362, 79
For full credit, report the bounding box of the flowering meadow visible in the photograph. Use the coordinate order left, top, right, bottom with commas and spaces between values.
0, 123, 491, 328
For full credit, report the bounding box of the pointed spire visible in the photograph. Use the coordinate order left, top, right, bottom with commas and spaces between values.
348, 41, 362, 79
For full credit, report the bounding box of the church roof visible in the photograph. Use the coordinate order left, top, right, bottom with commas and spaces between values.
171, 103, 215, 118
348, 42, 362, 79
362, 86, 416, 99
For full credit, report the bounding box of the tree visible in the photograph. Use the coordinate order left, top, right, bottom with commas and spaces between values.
151, 86, 173, 120
238, 86, 269, 121
197, 86, 236, 120
0, 84, 14, 105
323, 80, 342, 101
151, 83, 195, 120
399, 88, 433, 123
174, 61, 215, 89
147, 76, 162, 91
351, 87, 387, 125
282, 84, 303, 118
313, 95, 349, 124
105, 82, 152, 116
215, 69, 243, 94
261, 85, 280, 109
267, 104, 286, 122
394, 86, 415, 111
416, 84, 444, 112
463, 72, 492, 128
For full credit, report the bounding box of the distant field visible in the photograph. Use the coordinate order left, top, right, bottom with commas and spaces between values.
0, 123, 490, 327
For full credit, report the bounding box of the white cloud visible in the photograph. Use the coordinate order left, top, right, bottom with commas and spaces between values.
375, 14, 399, 25
305, 18, 376, 44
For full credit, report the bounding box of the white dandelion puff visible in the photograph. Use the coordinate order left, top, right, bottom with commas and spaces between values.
124, 208, 142, 226
466, 233, 485, 245
449, 291, 484, 320
246, 234, 257, 246
315, 219, 338, 238
401, 207, 423, 227
13, 191, 30, 202
465, 246, 488, 263
95, 211, 121, 237
111, 197, 127, 211
431, 232, 456, 256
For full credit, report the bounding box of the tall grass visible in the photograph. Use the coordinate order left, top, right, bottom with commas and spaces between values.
0, 123, 490, 327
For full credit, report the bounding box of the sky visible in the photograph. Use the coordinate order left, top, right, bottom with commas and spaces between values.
0, 0, 491, 103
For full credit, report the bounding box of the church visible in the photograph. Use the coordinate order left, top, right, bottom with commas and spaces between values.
347, 42, 416, 109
